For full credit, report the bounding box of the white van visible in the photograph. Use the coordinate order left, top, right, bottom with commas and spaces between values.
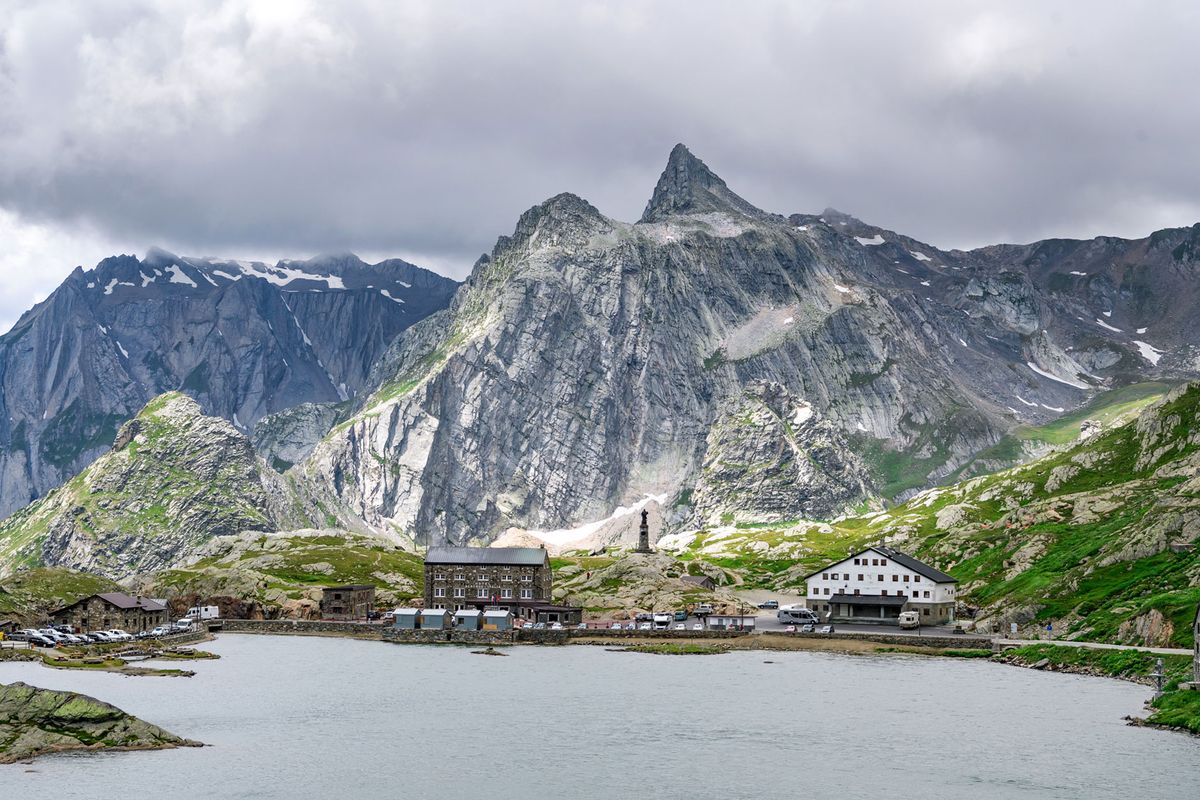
898, 611, 920, 629
652, 613, 672, 630
777, 605, 820, 625
186, 605, 220, 620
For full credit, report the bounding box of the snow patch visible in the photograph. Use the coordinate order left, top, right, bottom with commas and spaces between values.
854, 234, 885, 246
957, 338, 968, 347
920, 280, 931, 287
380, 289, 405, 304
1136, 327, 1147, 334
1040, 403, 1064, 412
1014, 394, 1038, 407
1132, 340, 1164, 365
166, 265, 197, 288
232, 413, 243, 429
524, 494, 669, 547
1069, 271, 1088, 276
833, 284, 851, 294
115, 340, 129, 359
1094, 318, 1122, 333
782, 316, 794, 325
909, 250, 932, 262
1102, 310, 1112, 318
1026, 362, 1089, 390
791, 404, 813, 426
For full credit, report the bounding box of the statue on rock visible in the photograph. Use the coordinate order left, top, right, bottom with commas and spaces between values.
636, 508, 654, 554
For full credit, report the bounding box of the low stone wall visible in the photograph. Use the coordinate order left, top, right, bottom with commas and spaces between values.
382, 629, 515, 645
760, 630, 994, 650
220, 619, 384, 638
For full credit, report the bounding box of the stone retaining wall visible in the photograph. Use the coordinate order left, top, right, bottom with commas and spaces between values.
220, 619, 384, 638
760, 630, 994, 649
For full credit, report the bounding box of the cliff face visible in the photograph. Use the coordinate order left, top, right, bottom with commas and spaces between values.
0, 249, 458, 520
298, 145, 1199, 545
0, 393, 321, 580
0, 681, 199, 763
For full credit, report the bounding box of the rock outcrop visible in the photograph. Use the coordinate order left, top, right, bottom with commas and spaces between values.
0, 681, 200, 763
0, 393, 327, 580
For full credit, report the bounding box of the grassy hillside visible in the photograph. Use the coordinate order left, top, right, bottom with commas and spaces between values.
660, 382, 1200, 648
0, 568, 121, 620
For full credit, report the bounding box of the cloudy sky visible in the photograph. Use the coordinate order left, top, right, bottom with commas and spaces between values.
2, 1, 1199, 331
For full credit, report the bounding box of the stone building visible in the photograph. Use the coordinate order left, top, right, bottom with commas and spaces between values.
424, 546, 553, 620
51, 593, 168, 634
320, 585, 376, 620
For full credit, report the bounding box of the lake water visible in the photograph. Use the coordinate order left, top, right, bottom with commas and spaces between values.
1, 635, 1198, 799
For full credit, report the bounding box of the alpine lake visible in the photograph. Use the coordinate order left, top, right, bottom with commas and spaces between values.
1, 634, 1198, 799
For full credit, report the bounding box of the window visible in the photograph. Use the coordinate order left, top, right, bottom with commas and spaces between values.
903, 575, 910, 583
877, 574, 883, 581
823, 588, 830, 595
881, 590, 888, 596
454, 572, 465, 581
434, 587, 445, 598
477, 588, 488, 599
892, 575, 899, 582
853, 589, 860, 596
520, 588, 533, 599
922, 608, 930, 616
501, 588, 513, 599
923, 591, 930, 598
521, 574, 533, 583
857, 574, 863, 581
913, 575, 921, 582
433, 572, 446, 581
434, 603, 446, 610
501, 573, 512, 582
453, 588, 465, 598
853, 558, 860, 565
822, 573, 829, 580
831, 573, 839, 580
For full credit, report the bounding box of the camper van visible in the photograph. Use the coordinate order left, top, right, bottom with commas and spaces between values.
897, 611, 920, 630
185, 606, 220, 621
777, 605, 820, 625
652, 613, 672, 630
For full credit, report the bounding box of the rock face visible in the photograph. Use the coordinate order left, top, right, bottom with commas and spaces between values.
301, 144, 1200, 545
0, 393, 324, 580
252, 402, 343, 472
0, 250, 458, 520
688, 381, 874, 526
0, 681, 200, 763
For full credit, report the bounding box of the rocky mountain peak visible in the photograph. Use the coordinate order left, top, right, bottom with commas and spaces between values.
639, 143, 765, 223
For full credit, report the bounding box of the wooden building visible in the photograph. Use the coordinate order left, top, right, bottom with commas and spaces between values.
50, 593, 168, 634
320, 585, 376, 620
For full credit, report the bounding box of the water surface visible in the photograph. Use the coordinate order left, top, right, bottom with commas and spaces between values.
1, 635, 1197, 799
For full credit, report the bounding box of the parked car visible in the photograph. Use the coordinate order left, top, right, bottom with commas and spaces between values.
691, 623, 704, 631
800, 624, 815, 633
638, 622, 652, 631
549, 622, 564, 631
673, 610, 688, 622
173, 619, 194, 632
59, 632, 85, 644
26, 632, 55, 647
576, 622, 588, 630
106, 629, 134, 642
694, 604, 714, 616
84, 632, 110, 643
148, 626, 172, 637
531, 622, 547, 630
757, 600, 780, 609
819, 625, 835, 634
610, 622, 624, 630
624, 622, 637, 630
673, 623, 686, 631
635, 612, 653, 622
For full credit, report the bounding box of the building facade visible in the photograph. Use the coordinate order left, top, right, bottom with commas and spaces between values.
804, 546, 958, 625
320, 585, 376, 620
424, 546, 552, 620
51, 593, 168, 633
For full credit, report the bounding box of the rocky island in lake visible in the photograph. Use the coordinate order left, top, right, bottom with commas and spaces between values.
0, 681, 201, 764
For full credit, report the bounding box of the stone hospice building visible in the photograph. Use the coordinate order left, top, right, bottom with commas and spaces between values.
320, 585, 376, 620
51, 592, 168, 634
424, 546, 556, 621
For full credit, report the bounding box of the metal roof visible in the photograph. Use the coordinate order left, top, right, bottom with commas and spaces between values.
829, 593, 908, 607
455, 609, 482, 617
392, 608, 421, 615
424, 546, 547, 566
870, 546, 957, 583
482, 610, 512, 617
801, 546, 957, 584
323, 584, 375, 591
418, 608, 450, 616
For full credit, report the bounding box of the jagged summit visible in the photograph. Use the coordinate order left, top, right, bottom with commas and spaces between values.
639, 143, 765, 223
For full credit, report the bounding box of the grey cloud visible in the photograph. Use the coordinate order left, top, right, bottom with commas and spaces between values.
1, 0, 1199, 287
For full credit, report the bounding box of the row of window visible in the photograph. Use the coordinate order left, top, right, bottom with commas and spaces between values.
811, 603, 939, 617
852, 557, 888, 566
431, 572, 535, 583
811, 587, 935, 598
821, 571, 923, 583
433, 587, 536, 599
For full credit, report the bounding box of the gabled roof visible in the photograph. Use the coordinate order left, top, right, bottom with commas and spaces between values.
95, 593, 166, 611
801, 546, 957, 584
455, 609, 482, 617
425, 546, 548, 566
482, 609, 512, 618
392, 608, 421, 616
419, 607, 451, 616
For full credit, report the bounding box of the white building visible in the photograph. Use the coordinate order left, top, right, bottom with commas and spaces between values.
804, 546, 958, 625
